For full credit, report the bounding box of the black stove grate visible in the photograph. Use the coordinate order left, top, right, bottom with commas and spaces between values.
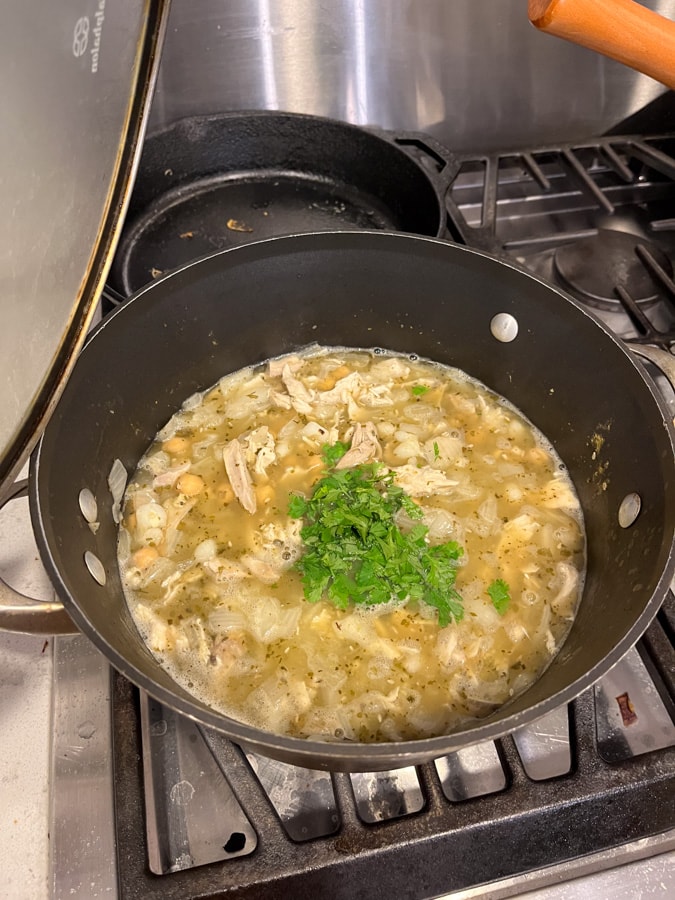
444, 135, 675, 349
111, 598, 675, 900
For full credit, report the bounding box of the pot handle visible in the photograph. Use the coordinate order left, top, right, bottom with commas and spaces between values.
528, 0, 675, 91
0, 479, 78, 635
630, 344, 675, 390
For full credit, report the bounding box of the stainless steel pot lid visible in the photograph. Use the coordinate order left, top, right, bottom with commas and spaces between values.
0, 0, 170, 501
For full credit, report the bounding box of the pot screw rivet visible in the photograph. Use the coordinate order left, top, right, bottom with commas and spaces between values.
618, 493, 641, 529
78, 488, 98, 523
84, 550, 106, 586
490, 313, 518, 343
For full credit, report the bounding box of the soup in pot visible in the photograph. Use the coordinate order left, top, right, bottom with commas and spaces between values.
118, 346, 585, 742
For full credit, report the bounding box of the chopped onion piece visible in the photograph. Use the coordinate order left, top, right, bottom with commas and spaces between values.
108, 458, 128, 524
208, 608, 247, 632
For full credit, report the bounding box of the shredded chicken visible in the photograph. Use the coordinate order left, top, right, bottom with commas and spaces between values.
319, 372, 362, 404
359, 384, 394, 408
241, 556, 281, 584
243, 426, 277, 476
203, 556, 250, 582
152, 461, 191, 488
158, 564, 203, 604
281, 363, 315, 414
271, 390, 293, 409
335, 421, 382, 469
268, 355, 302, 378
209, 632, 247, 670
223, 439, 257, 513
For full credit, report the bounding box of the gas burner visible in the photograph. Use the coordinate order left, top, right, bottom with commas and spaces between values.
552, 229, 673, 311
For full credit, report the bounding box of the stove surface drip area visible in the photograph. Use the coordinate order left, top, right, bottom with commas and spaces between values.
553, 229, 673, 310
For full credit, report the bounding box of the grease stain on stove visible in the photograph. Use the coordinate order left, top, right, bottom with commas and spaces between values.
77, 720, 96, 740
615, 691, 638, 726
169, 779, 195, 805
150, 718, 167, 736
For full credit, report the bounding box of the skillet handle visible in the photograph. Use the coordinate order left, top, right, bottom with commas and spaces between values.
388, 130, 503, 254
528, 0, 675, 91
0, 479, 78, 635
390, 132, 460, 191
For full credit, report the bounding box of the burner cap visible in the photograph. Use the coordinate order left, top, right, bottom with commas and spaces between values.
553, 229, 673, 310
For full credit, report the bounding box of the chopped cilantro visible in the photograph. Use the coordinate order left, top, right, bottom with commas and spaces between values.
433, 441, 440, 460
287, 494, 307, 518
321, 441, 349, 466
288, 444, 464, 626
411, 384, 430, 397
488, 578, 511, 615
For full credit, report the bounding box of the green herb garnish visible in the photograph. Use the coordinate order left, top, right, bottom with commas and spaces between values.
321, 441, 349, 466
411, 384, 430, 397
289, 444, 464, 626
433, 441, 440, 460
488, 578, 511, 615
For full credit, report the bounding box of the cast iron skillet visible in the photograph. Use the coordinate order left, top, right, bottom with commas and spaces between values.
108, 111, 456, 297
31, 231, 675, 772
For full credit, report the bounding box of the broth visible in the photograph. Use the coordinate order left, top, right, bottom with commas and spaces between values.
118, 347, 585, 742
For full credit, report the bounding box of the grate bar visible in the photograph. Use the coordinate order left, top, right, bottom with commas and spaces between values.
561, 149, 614, 214
601, 142, 636, 183
629, 139, 675, 181
636, 244, 675, 301
503, 229, 595, 252
521, 152, 551, 191
641, 600, 675, 702
615, 284, 663, 339
481, 156, 499, 232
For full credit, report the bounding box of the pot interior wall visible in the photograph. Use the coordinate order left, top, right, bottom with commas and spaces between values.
33, 232, 675, 767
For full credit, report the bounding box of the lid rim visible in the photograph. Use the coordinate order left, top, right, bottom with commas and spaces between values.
0, 0, 172, 503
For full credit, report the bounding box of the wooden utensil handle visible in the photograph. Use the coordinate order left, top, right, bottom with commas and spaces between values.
529, 0, 675, 90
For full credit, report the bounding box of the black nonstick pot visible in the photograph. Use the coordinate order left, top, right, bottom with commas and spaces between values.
29, 231, 675, 771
